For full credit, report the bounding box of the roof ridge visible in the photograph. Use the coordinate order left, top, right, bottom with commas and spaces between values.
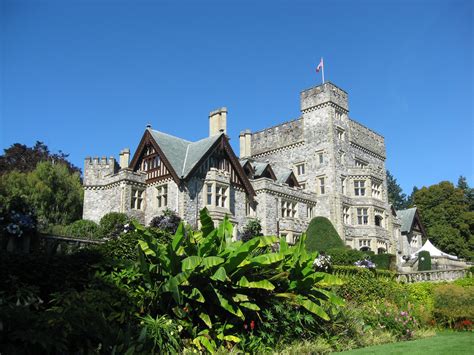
182, 144, 191, 177
149, 128, 192, 144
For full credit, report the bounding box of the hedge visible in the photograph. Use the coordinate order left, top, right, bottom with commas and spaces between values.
418, 250, 432, 271
305, 217, 344, 252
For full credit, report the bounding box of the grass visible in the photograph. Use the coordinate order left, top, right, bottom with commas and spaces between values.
339, 331, 474, 354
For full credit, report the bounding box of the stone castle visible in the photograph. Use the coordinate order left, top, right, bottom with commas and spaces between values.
83, 82, 423, 257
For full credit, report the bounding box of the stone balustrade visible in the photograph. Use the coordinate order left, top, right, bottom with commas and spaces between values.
396, 268, 469, 283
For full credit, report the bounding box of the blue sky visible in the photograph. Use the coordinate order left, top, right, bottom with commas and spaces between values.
1, 0, 472, 194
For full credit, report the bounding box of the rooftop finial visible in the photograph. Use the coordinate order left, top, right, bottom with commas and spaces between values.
146, 124, 152, 129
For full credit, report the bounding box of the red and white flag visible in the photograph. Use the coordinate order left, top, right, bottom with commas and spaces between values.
316, 57, 324, 73
316, 57, 325, 83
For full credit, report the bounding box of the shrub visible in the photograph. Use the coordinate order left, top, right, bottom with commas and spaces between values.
66, 220, 99, 240
99, 212, 129, 239
371, 253, 397, 270
326, 247, 374, 266
240, 218, 263, 242
305, 217, 344, 253
433, 284, 474, 328
418, 250, 432, 271
131, 208, 344, 352
149, 209, 181, 234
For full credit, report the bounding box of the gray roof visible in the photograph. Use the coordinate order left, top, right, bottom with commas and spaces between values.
253, 162, 271, 177
397, 208, 417, 233
273, 167, 294, 184
148, 128, 222, 178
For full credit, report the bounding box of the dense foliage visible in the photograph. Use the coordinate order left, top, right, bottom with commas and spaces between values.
149, 208, 182, 234
0, 161, 83, 233
412, 181, 473, 260
0, 141, 81, 175
65, 219, 99, 240
240, 218, 263, 242
305, 217, 344, 252
98, 212, 130, 239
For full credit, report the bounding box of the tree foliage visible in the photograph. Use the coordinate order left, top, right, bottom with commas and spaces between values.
0, 161, 83, 229
305, 217, 344, 252
0, 141, 80, 175
386, 170, 408, 210
413, 181, 473, 260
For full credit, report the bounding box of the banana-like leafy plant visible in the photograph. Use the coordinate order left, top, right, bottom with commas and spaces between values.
135, 208, 343, 352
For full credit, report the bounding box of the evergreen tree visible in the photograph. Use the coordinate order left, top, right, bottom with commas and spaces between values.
457, 176, 474, 211
386, 170, 407, 210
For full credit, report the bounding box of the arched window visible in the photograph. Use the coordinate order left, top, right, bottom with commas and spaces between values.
377, 247, 386, 254
360, 246, 371, 252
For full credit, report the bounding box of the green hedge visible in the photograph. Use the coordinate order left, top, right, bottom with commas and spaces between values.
418, 250, 432, 271
371, 254, 397, 270
66, 220, 100, 240
305, 217, 344, 252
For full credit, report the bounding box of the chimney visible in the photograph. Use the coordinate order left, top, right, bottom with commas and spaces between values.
119, 148, 130, 169
239, 129, 252, 158
209, 107, 227, 136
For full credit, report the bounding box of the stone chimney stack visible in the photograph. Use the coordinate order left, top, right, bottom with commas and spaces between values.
209, 107, 227, 136
239, 129, 252, 158
119, 148, 130, 169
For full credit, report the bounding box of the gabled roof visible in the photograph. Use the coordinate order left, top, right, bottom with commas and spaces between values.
274, 168, 300, 187
130, 128, 255, 197
396, 207, 417, 233
240, 160, 277, 180
148, 128, 221, 178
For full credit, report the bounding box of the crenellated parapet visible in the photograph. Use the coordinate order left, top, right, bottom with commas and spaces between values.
349, 120, 386, 160
83, 156, 120, 186
250, 118, 303, 156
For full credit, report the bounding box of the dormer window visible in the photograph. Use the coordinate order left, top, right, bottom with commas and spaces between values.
296, 163, 305, 176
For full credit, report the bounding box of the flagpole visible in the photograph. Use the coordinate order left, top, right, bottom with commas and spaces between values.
322, 58, 325, 84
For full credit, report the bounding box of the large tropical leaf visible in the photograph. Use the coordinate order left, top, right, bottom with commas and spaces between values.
223, 238, 260, 273
250, 252, 285, 266
294, 296, 329, 320
182, 256, 202, 271
198, 312, 212, 328
239, 302, 261, 311
171, 222, 186, 252
199, 207, 214, 237
238, 276, 275, 290
211, 266, 228, 282
213, 289, 244, 319
201, 256, 225, 270
257, 235, 278, 247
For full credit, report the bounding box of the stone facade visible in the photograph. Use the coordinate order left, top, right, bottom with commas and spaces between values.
83, 82, 402, 252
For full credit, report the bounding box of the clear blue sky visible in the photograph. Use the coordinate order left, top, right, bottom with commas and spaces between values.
1, 0, 472, 194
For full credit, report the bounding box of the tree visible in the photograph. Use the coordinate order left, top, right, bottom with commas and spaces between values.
0, 141, 80, 175
0, 161, 83, 229
406, 186, 419, 208
386, 170, 407, 210
413, 181, 473, 260
457, 176, 474, 211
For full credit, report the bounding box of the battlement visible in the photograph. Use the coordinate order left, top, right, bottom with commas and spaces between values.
83, 156, 120, 186
250, 118, 303, 156
349, 119, 386, 159
300, 82, 349, 112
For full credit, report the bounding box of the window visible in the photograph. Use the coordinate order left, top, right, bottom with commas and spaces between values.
341, 177, 346, 195
372, 182, 381, 199
359, 239, 371, 251
354, 180, 366, 196
216, 185, 228, 208
307, 206, 314, 219
355, 159, 368, 168
318, 152, 324, 164
131, 188, 144, 210
319, 177, 326, 194
336, 127, 345, 140
375, 209, 384, 227
356, 208, 369, 225
343, 206, 351, 224
281, 200, 297, 218
157, 184, 168, 207
245, 197, 255, 216
206, 184, 212, 205
296, 163, 305, 176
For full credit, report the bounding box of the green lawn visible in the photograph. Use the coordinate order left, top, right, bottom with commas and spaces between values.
339, 331, 474, 354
